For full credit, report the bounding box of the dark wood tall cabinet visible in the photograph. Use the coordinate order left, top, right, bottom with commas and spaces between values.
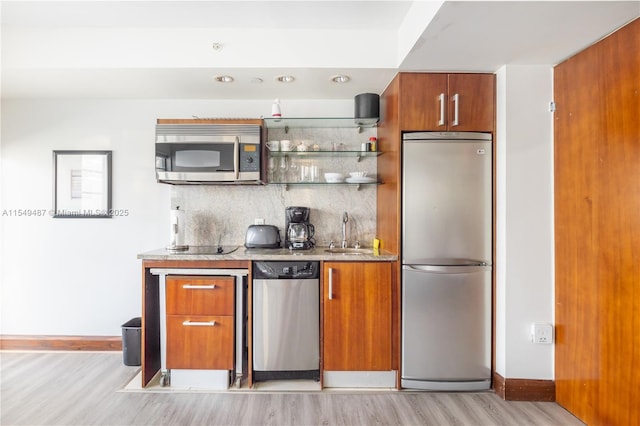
376, 72, 495, 389
554, 18, 639, 425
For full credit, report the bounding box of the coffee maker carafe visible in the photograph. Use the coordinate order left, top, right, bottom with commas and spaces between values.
285, 206, 315, 250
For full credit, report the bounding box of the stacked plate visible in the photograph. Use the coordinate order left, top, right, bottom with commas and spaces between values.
346, 172, 376, 183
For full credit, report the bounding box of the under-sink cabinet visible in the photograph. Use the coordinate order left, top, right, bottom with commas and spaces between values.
322, 262, 393, 373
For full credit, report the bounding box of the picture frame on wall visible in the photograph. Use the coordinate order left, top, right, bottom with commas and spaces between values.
53, 150, 112, 218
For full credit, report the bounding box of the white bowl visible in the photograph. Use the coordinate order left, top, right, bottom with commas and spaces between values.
349, 171, 368, 178
324, 172, 344, 183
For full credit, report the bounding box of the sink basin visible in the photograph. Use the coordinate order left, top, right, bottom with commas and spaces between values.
324, 248, 371, 255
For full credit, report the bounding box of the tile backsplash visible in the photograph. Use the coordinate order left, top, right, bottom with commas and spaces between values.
171, 126, 378, 248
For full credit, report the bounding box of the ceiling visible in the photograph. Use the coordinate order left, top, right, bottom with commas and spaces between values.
1, 1, 638, 100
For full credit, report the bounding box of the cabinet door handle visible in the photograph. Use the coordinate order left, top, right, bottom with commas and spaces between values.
182, 320, 216, 327
328, 268, 334, 300
452, 93, 459, 126
438, 93, 446, 126
182, 284, 216, 289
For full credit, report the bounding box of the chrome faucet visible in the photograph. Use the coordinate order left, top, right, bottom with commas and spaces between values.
341, 212, 349, 249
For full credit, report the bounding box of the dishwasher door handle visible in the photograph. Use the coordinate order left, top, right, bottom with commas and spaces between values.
328, 267, 334, 300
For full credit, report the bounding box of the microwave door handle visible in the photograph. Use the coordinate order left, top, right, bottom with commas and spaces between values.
234, 136, 240, 179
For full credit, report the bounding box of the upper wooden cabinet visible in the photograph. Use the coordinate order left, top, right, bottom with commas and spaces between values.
397, 73, 495, 132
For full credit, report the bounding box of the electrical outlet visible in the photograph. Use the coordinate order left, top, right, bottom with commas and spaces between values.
531, 323, 553, 344
254, 218, 265, 225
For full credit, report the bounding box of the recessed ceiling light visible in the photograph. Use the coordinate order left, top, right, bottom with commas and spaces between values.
251, 77, 264, 84
213, 75, 234, 83
331, 74, 350, 83
212, 43, 223, 51
276, 75, 295, 83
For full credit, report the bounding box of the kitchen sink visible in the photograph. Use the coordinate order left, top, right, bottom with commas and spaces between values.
323, 248, 371, 255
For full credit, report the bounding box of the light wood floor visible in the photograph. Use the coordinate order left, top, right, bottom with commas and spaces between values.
0, 351, 583, 426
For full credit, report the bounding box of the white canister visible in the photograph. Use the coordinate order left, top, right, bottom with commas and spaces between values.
271, 99, 282, 118
168, 207, 188, 250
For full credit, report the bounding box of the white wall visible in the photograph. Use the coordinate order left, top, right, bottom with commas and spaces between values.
0, 98, 352, 336
495, 65, 555, 379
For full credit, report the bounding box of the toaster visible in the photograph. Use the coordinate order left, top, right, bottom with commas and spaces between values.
244, 225, 281, 248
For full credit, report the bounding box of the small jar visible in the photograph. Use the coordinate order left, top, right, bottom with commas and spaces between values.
369, 137, 377, 152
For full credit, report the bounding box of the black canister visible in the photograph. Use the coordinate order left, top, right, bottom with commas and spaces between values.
354, 93, 380, 124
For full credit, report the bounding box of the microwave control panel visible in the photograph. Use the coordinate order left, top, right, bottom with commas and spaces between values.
240, 144, 260, 172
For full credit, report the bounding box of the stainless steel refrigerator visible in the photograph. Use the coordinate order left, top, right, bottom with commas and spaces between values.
401, 131, 492, 391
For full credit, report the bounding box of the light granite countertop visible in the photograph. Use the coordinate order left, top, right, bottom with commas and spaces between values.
138, 246, 398, 262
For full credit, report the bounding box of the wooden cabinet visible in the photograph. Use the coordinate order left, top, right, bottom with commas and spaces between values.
398, 73, 495, 132
165, 275, 235, 370
554, 18, 640, 425
322, 262, 392, 371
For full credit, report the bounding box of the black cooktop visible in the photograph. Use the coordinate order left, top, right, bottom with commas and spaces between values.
166, 245, 240, 255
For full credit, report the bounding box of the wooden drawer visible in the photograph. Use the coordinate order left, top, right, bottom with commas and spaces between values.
165, 315, 234, 369
166, 275, 234, 315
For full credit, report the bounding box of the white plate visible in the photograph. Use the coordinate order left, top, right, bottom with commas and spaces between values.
345, 176, 376, 183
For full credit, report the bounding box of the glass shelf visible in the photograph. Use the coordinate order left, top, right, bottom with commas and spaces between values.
264, 117, 378, 129
267, 150, 381, 159
269, 181, 381, 191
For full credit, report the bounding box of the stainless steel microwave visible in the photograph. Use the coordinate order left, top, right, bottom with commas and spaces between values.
155, 123, 262, 184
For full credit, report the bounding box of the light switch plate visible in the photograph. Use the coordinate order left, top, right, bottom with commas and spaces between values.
531, 322, 553, 344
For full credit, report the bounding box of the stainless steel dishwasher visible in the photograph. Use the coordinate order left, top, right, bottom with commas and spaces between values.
252, 261, 320, 381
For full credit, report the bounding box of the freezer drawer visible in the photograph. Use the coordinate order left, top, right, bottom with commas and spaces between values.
401, 264, 491, 390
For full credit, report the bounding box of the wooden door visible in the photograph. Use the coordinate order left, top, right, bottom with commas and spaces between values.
554, 18, 639, 425
399, 73, 448, 131
323, 262, 392, 371
448, 73, 495, 132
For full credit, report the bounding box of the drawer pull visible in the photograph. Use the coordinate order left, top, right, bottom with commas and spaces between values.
182, 320, 216, 327
182, 284, 216, 289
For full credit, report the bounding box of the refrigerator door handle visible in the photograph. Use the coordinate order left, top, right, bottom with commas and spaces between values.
403, 263, 490, 274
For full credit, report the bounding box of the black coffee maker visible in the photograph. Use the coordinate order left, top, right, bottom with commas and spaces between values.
285, 206, 315, 250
